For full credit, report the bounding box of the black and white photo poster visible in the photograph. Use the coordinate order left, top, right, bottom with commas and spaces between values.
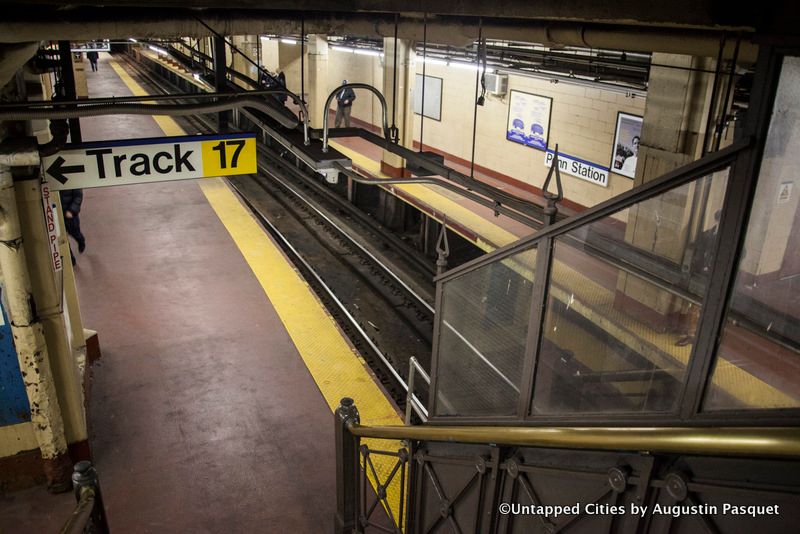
611, 112, 643, 179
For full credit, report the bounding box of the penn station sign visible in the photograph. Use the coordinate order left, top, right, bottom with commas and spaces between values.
544, 149, 609, 187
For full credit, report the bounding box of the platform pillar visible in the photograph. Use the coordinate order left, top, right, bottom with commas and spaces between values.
618, 52, 730, 329
307, 34, 329, 130
57, 41, 82, 142
212, 36, 230, 131
381, 38, 415, 177
0, 165, 71, 491
232, 35, 260, 84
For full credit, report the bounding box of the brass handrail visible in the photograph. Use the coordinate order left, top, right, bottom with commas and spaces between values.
347, 423, 800, 459
59, 488, 97, 534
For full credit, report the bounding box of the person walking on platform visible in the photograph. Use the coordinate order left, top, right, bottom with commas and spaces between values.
61, 189, 86, 265
86, 50, 99, 72
334, 80, 356, 128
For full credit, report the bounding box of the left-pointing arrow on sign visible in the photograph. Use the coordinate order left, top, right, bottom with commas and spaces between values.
46, 156, 85, 185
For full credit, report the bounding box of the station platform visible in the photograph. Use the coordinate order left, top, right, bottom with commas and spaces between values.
0, 52, 403, 533
136, 50, 569, 255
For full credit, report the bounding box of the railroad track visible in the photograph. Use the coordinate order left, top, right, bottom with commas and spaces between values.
119, 53, 436, 409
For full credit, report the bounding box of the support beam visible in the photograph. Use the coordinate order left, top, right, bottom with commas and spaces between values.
57, 41, 81, 143
380, 37, 415, 177
306, 34, 328, 129
0, 165, 71, 491
212, 36, 229, 131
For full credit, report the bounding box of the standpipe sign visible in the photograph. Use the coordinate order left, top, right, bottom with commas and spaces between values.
42, 133, 257, 190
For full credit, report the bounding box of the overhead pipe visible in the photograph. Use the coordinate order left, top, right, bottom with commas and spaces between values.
0, 95, 310, 143
0, 12, 757, 62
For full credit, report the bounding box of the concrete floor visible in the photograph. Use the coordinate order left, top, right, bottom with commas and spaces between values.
1, 53, 337, 533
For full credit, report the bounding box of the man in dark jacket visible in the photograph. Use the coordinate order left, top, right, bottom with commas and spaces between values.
86, 50, 99, 72
334, 80, 356, 127
61, 189, 86, 265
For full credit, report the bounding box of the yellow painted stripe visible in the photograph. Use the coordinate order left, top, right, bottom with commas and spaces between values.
198, 179, 406, 524
0, 422, 38, 457
111, 56, 407, 524
330, 141, 518, 252
108, 59, 186, 136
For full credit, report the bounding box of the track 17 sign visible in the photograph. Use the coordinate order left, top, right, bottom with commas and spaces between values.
42, 133, 257, 190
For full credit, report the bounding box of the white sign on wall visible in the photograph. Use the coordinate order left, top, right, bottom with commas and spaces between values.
544, 150, 609, 187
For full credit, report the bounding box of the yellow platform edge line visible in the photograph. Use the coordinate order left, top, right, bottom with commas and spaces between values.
108, 59, 186, 136
110, 58, 407, 525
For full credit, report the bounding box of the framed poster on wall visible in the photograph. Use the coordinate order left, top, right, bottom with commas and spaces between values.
611, 112, 643, 179
413, 74, 442, 121
506, 90, 552, 151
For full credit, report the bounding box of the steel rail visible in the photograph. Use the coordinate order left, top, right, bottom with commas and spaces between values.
257, 150, 435, 314
348, 423, 800, 459
59, 488, 97, 534
252, 141, 436, 279
228, 180, 411, 392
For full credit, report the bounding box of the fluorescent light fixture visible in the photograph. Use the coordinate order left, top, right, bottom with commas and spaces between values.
129, 38, 138, 43
354, 49, 381, 57
332, 46, 354, 53
260, 36, 271, 41
148, 45, 167, 55
450, 61, 478, 70
281, 38, 297, 45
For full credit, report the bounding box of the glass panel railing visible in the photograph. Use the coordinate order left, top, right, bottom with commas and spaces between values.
532, 170, 729, 414
434, 246, 537, 416
704, 56, 800, 411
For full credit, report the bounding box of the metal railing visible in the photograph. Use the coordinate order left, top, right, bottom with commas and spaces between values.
405, 356, 430, 425
59, 461, 110, 534
334, 397, 800, 533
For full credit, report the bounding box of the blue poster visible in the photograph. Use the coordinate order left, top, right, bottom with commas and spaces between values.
506, 90, 552, 151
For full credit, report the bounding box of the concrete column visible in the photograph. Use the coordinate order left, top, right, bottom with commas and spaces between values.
635, 54, 719, 185
16, 179, 87, 448
617, 53, 725, 329
231, 35, 260, 84
0, 167, 70, 490
306, 35, 328, 129
212, 36, 230, 131
381, 38, 415, 177
260, 37, 280, 74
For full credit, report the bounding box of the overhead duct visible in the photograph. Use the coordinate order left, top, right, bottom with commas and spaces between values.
0, 9, 756, 62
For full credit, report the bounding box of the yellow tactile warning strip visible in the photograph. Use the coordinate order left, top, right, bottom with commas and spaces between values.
330, 141, 519, 252
199, 177, 407, 508
110, 57, 407, 524
549, 252, 794, 407
108, 59, 186, 137
139, 50, 211, 92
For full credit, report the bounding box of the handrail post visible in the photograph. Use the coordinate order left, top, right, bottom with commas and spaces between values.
72, 460, 110, 534
335, 397, 361, 534
405, 360, 417, 425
